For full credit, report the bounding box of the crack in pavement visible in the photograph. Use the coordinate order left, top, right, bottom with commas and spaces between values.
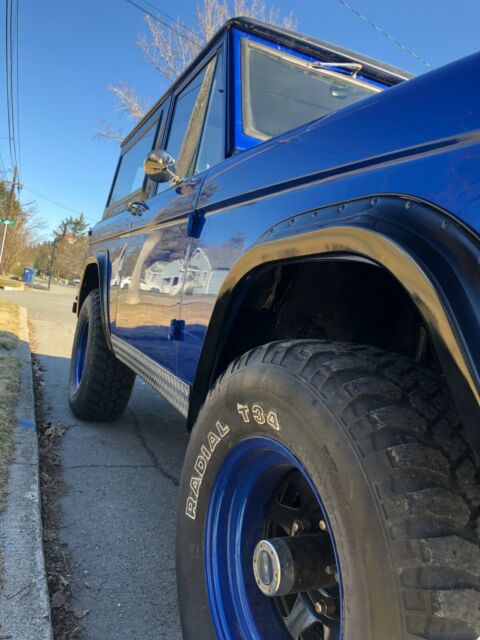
129, 408, 180, 486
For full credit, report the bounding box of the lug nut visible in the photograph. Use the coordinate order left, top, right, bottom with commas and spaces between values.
291, 520, 303, 536
314, 598, 336, 615
319, 519, 327, 531
325, 564, 339, 582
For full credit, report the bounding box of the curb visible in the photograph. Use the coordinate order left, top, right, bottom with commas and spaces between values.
0, 306, 53, 640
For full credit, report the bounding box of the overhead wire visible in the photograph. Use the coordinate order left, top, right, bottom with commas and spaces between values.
0, 153, 7, 179
335, 0, 432, 69
14, 0, 21, 181
5, 0, 14, 167
125, 0, 203, 49
21, 186, 97, 224
139, 0, 203, 45
4, 0, 20, 176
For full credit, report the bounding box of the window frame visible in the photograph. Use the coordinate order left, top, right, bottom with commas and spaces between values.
154, 42, 226, 193
194, 49, 226, 175
232, 28, 385, 153
103, 109, 164, 219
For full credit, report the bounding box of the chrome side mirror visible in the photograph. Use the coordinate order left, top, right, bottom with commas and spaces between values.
144, 150, 181, 185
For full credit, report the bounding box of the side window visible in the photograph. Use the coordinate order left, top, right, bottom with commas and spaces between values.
195, 51, 225, 174
157, 54, 218, 192
241, 39, 380, 141
109, 116, 159, 206
165, 65, 208, 165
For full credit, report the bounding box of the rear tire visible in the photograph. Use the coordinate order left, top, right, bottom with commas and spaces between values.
176, 340, 480, 640
68, 289, 135, 421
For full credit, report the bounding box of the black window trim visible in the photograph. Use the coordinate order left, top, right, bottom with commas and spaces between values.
154, 41, 226, 196
193, 49, 226, 176
103, 110, 164, 219
102, 38, 227, 219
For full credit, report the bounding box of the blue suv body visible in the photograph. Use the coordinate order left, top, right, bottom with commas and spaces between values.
70, 17, 480, 640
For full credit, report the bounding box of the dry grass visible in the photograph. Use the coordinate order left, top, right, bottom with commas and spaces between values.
0, 356, 20, 512
0, 301, 21, 591
0, 300, 20, 350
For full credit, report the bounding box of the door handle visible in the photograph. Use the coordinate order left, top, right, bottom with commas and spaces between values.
127, 200, 149, 216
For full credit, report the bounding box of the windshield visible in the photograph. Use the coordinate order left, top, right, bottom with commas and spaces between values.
242, 39, 382, 140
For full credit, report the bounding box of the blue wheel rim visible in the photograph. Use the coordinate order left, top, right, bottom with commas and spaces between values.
205, 436, 343, 640
73, 318, 89, 388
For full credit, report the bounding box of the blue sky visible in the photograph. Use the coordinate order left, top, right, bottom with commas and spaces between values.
2, 0, 479, 237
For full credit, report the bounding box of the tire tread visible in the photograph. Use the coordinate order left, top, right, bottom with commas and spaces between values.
68, 289, 135, 421
206, 340, 480, 639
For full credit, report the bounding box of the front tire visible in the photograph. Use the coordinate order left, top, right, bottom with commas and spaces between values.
176, 340, 480, 640
68, 289, 135, 421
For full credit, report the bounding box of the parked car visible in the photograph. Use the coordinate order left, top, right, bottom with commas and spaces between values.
69, 17, 480, 640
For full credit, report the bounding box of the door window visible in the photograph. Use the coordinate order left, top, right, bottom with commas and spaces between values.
109, 118, 159, 206
158, 54, 219, 190
195, 51, 225, 174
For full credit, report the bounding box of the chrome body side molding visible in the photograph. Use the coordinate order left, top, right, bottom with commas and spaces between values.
111, 334, 190, 417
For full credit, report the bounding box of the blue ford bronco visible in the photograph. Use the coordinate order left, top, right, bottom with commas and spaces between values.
69, 17, 480, 640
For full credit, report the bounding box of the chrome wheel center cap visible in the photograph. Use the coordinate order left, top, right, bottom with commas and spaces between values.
253, 540, 281, 596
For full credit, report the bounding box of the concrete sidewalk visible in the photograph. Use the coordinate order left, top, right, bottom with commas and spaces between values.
0, 282, 186, 639
0, 306, 53, 640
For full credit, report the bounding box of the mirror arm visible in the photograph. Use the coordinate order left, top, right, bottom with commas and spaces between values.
166, 168, 183, 185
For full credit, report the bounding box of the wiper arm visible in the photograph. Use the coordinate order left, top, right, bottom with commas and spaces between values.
310, 61, 363, 78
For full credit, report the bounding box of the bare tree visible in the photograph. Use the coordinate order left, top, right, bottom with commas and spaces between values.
101, 0, 296, 138
0, 179, 46, 275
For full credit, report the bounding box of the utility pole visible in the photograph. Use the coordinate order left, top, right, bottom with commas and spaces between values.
0, 165, 18, 273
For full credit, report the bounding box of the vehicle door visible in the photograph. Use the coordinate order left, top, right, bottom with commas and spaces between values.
176, 49, 227, 382
91, 107, 164, 337
114, 48, 223, 376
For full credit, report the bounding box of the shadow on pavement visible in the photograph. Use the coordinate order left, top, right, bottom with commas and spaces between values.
36, 350, 187, 640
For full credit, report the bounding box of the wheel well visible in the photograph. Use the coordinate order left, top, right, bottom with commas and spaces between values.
215, 258, 439, 381
78, 263, 100, 312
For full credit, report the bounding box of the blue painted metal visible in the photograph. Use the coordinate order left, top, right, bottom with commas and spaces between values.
187, 212, 206, 239
73, 318, 89, 389
168, 319, 186, 341
79, 17, 480, 423
177, 51, 480, 385
205, 436, 342, 639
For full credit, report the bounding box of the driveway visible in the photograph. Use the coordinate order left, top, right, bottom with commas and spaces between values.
0, 284, 186, 639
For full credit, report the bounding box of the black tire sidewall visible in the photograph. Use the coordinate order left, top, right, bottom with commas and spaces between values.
177, 365, 403, 640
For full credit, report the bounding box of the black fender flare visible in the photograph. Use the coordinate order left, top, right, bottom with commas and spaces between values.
78, 250, 112, 349
188, 196, 480, 453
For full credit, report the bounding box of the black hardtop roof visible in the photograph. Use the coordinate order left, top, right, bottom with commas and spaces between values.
122, 16, 414, 147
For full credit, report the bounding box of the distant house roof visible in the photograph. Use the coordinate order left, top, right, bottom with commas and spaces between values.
192, 246, 243, 271
145, 260, 168, 274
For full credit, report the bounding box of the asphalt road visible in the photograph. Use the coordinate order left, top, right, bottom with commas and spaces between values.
0, 284, 186, 639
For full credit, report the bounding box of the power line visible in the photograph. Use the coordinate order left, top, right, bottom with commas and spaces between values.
139, 0, 203, 44
125, 0, 203, 49
9, 0, 16, 166
335, 0, 432, 69
0, 153, 7, 179
4, 0, 20, 172
5, 0, 14, 166
21, 186, 96, 223
14, 0, 21, 180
